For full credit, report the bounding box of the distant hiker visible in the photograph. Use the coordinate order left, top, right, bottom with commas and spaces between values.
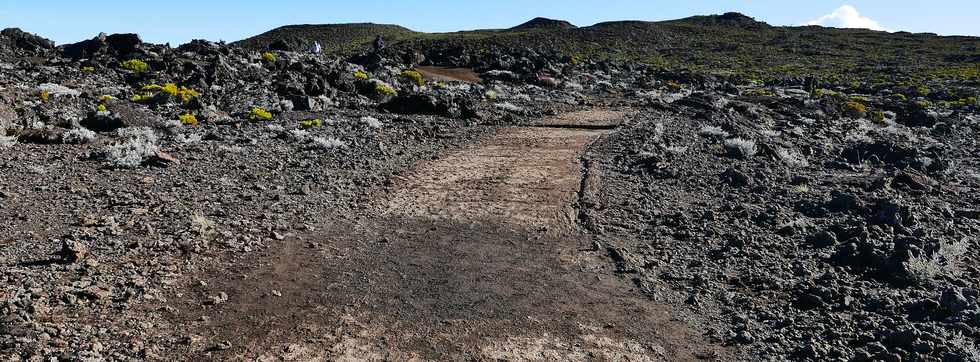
372, 35, 385, 52
310, 40, 321, 54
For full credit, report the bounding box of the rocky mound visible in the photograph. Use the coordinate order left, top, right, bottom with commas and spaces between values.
0, 28, 55, 57
233, 23, 416, 53
510, 17, 577, 30
672, 12, 769, 29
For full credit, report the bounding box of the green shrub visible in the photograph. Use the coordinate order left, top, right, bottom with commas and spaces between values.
81, 66, 95, 73
179, 113, 198, 126
374, 83, 397, 97
353, 70, 368, 80
249, 107, 273, 121
843, 101, 867, 118
745, 88, 776, 97
400, 69, 424, 87
869, 110, 886, 123
300, 119, 322, 129
39, 90, 49, 101
131, 94, 154, 103
120, 59, 150, 74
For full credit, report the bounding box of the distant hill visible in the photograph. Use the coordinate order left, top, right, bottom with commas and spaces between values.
232, 23, 417, 53
510, 17, 576, 31
233, 13, 980, 82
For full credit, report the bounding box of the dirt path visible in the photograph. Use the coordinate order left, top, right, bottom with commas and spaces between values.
172, 110, 727, 361
415, 66, 482, 83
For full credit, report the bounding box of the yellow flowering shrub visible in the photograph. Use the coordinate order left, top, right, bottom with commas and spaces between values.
138, 83, 199, 104
400, 70, 424, 87
375, 83, 397, 97
179, 113, 198, 126
249, 107, 273, 121
300, 119, 322, 128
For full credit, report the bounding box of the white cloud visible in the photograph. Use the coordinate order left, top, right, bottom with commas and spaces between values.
805, 5, 888, 31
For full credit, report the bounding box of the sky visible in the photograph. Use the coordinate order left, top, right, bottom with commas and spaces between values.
0, 1, 977, 46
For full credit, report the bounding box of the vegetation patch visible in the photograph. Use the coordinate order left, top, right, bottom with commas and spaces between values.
249, 107, 273, 121
120, 59, 150, 74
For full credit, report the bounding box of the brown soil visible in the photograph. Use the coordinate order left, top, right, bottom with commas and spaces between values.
169, 110, 727, 361
415, 66, 482, 83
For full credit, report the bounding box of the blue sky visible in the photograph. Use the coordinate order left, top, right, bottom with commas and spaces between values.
1, 1, 977, 45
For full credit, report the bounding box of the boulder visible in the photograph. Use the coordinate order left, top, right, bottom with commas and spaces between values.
1, 28, 55, 52
720, 167, 751, 187
81, 100, 165, 131
104, 33, 142, 55
381, 94, 449, 116
61, 33, 142, 59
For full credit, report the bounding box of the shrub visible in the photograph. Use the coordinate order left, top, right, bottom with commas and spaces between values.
400, 69, 424, 87
179, 113, 198, 126
81, 66, 95, 73
484, 90, 498, 100
495, 102, 522, 113
959, 96, 978, 107
262, 52, 277, 63
163, 83, 199, 104
869, 110, 886, 123
698, 125, 729, 139
905, 238, 969, 285
249, 107, 273, 121
39, 90, 49, 101
312, 137, 346, 150
432, 81, 447, 89
300, 119, 321, 129
288, 129, 310, 142
120, 59, 150, 74
104, 127, 159, 168
361, 116, 382, 129
666, 80, 683, 92
62, 128, 97, 144
745, 88, 776, 97
131, 94, 154, 103
142, 83, 198, 104
776, 147, 809, 167
353, 70, 368, 80
175, 133, 202, 144
892, 93, 908, 102
724, 138, 758, 158
0, 135, 17, 149
97, 104, 107, 113
843, 101, 867, 118
374, 83, 397, 97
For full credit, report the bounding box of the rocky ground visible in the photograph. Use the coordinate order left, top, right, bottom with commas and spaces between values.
1, 18, 979, 361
